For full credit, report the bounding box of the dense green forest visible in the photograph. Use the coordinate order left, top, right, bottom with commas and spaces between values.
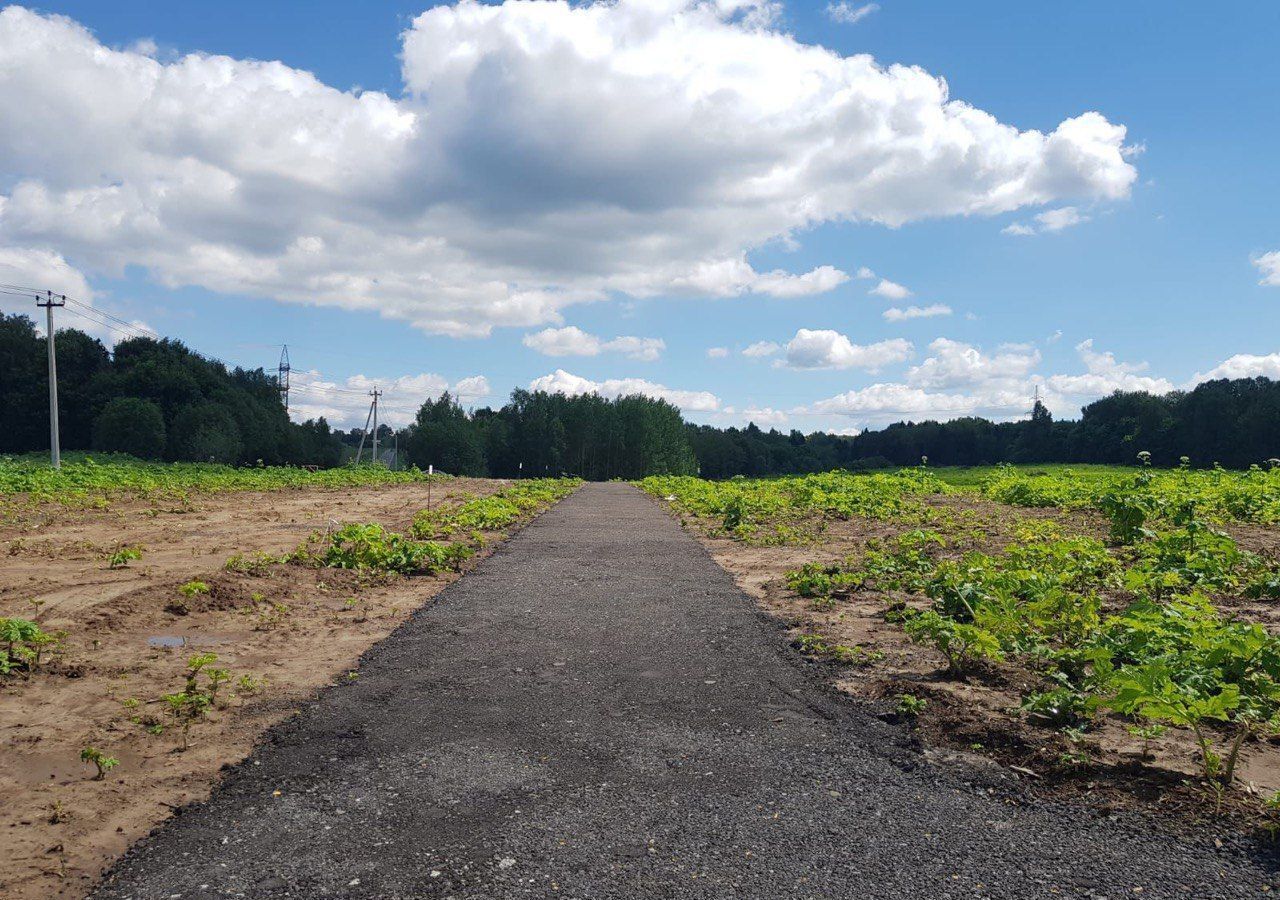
0, 314, 343, 466
689, 380, 1280, 476
4, 313, 1279, 477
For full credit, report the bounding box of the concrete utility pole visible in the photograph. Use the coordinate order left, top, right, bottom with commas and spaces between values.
37, 292, 66, 469
370, 388, 382, 465
355, 396, 375, 465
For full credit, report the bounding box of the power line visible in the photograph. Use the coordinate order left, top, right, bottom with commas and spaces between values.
63, 296, 162, 340
16, 285, 437, 428
58, 303, 154, 342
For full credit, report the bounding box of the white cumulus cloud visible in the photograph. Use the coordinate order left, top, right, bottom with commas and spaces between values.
523, 326, 664, 361
0, 246, 154, 344
1003, 205, 1090, 236
742, 340, 781, 358
1190, 352, 1280, 384
1047, 339, 1174, 396
452, 375, 492, 404
528, 369, 720, 412
802, 383, 977, 417
1254, 251, 1280, 287
883, 304, 951, 321
906, 338, 1040, 389
289, 370, 490, 429
716, 405, 789, 427
869, 278, 913, 300
826, 2, 879, 25
785, 329, 913, 371
0, 3, 1137, 337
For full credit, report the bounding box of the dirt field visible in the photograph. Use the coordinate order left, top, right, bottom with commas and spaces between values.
0, 478, 555, 899
660, 493, 1280, 827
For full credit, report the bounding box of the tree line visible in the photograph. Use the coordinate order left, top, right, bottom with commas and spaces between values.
688, 380, 1280, 476
0, 314, 343, 466
4, 312, 1278, 476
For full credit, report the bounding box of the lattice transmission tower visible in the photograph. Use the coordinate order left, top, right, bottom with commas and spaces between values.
278, 345, 291, 412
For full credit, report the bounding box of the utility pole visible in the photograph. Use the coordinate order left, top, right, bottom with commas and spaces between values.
277, 345, 291, 412
370, 388, 382, 465
355, 396, 375, 465
37, 292, 66, 469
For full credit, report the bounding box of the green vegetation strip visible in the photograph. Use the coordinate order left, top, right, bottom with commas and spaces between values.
639, 467, 947, 544
649, 464, 1280, 806
0, 453, 443, 507
287, 479, 582, 576
976, 457, 1280, 526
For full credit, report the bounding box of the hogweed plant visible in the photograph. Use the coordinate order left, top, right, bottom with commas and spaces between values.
106, 545, 143, 569
79, 747, 118, 781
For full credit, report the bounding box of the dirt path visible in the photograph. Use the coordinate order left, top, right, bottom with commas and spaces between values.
95, 484, 1276, 898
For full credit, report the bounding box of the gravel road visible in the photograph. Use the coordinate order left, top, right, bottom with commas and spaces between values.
96, 483, 1278, 898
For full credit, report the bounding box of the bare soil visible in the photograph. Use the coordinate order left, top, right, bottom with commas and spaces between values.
661, 493, 1280, 830
0, 478, 551, 899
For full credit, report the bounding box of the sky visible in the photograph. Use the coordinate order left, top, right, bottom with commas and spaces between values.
0, 0, 1277, 432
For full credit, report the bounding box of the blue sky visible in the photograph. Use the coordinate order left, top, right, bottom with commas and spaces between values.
0, 0, 1276, 431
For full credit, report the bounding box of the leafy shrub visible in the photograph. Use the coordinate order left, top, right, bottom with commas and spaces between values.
896, 694, 928, 716
162, 652, 230, 750
1106, 662, 1244, 781
903, 609, 1003, 676
80, 746, 119, 780
1, 617, 59, 676
224, 551, 280, 575
321, 523, 472, 575
107, 545, 143, 569
640, 469, 948, 544
411, 480, 578, 539
981, 455, 1280, 528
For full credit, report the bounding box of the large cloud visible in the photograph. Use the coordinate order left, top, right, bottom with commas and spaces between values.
289, 370, 492, 428
784, 329, 912, 371
1046, 339, 1174, 397
906, 338, 1039, 389
1190, 352, 1280, 384
528, 368, 720, 411
0, 2, 1136, 337
0, 246, 154, 344
522, 325, 664, 360
795, 337, 1185, 427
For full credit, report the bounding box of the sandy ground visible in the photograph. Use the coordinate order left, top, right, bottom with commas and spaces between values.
658, 492, 1280, 826
0, 477, 559, 899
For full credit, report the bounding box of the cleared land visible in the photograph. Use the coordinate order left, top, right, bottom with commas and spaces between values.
0, 467, 576, 898
9, 460, 1280, 896
94, 484, 1274, 898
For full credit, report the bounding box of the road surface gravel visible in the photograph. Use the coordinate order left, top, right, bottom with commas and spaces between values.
96, 483, 1278, 898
